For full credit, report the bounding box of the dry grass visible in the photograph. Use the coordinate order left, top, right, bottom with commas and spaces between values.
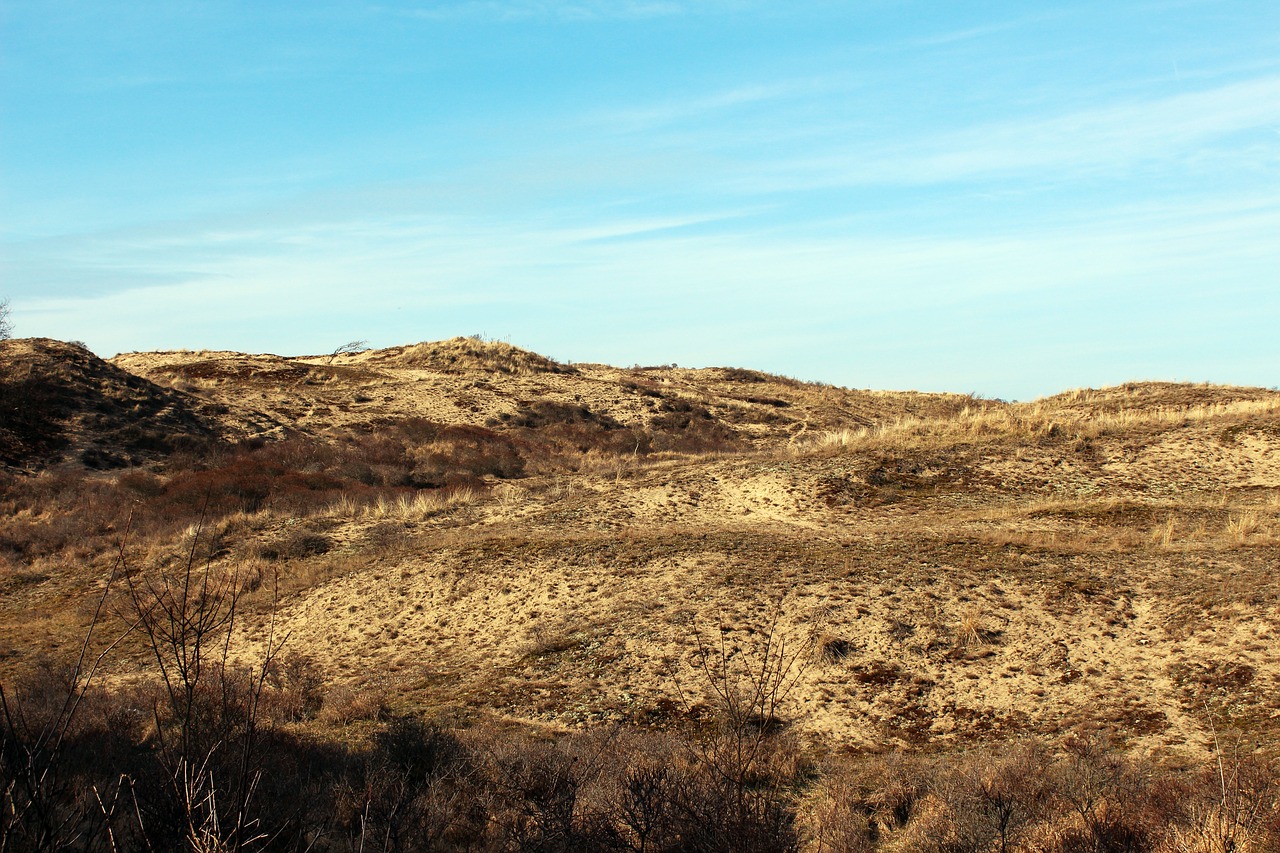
1226, 510, 1263, 542
362, 335, 572, 376
954, 608, 987, 649
329, 487, 483, 520
4, 342, 1280, 774
801, 392, 1280, 456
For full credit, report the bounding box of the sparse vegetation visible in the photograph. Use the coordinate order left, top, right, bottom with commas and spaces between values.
3, 338, 1280, 848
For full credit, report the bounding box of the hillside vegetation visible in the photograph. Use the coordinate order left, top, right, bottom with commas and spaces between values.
2, 336, 1278, 850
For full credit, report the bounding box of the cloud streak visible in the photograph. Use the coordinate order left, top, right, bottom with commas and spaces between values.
730, 74, 1280, 191
380, 0, 698, 22
17, 187, 1278, 386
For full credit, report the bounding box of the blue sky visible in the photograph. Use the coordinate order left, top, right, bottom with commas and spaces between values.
2, 1, 1277, 400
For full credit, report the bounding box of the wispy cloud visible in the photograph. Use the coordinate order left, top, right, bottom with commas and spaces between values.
582, 80, 835, 139
379, 0, 698, 23
741, 74, 1280, 191
16, 184, 1278, 376
904, 17, 1035, 48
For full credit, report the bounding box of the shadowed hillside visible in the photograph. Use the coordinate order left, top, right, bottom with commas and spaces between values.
0, 338, 223, 471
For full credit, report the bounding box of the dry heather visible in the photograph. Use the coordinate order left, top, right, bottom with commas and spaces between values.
2, 336, 1279, 849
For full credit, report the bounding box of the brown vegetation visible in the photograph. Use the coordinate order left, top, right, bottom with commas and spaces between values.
2, 335, 1280, 849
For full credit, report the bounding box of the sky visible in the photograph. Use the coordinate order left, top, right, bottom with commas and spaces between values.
2, 1, 1278, 400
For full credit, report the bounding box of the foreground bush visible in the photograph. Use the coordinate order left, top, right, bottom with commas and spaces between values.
5, 673, 1279, 852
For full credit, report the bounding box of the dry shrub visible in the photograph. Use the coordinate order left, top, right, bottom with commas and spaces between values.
1033, 734, 1177, 853
1, 416, 529, 575
797, 767, 875, 853
258, 527, 331, 561
353, 715, 486, 851
485, 733, 600, 850
7, 667, 1280, 852
892, 741, 1052, 853
317, 683, 389, 727
521, 622, 588, 659
668, 763, 800, 853
405, 422, 527, 484
600, 730, 687, 852
262, 652, 326, 723
0, 470, 122, 562
647, 398, 743, 454
862, 751, 932, 832
1157, 750, 1280, 853
799, 739, 1220, 852
497, 400, 650, 472
158, 453, 347, 517
1, 668, 150, 850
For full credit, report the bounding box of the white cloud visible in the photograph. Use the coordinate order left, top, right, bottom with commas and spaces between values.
20, 186, 1279, 363
903, 17, 1034, 49
749, 75, 1280, 190
381, 0, 697, 22
585, 81, 823, 134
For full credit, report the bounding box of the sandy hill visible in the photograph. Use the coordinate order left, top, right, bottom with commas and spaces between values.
2, 337, 1279, 764
110, 336, 981, 448
0, 337, 222, 471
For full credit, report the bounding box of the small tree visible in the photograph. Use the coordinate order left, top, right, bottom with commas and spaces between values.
0, 298, 11, 340
327, 339, 367, 364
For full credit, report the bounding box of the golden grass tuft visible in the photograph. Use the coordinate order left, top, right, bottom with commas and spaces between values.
330, 488, 482, 520
1153, 515, 1178, 548
1226, 510, 1262, 542
955, 608, 986, 648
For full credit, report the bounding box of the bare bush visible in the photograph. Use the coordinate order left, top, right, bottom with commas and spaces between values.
0, 529, 132, 852
118, 520, 285, 851
893, 741, 1052, 853
668, 606, 813, 853
327, 340, 367, 363
1160, 729, 1280, 853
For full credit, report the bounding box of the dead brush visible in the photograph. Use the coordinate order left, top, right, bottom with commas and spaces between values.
797, 768, 876, 853
316, 683, 389, 727
1162, 715, 1280, 853
521, 622, 586, 658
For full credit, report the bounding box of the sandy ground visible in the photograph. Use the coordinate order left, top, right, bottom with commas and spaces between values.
5, 338, 1278, 760
228, 422, 1280, 758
